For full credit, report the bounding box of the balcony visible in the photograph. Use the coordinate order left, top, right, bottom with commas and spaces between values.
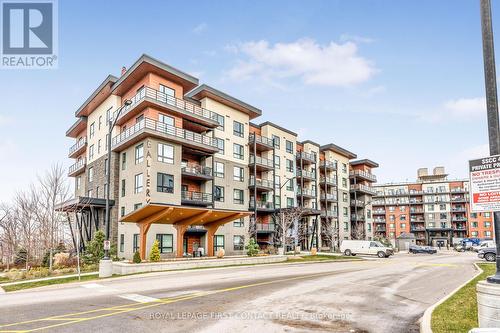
410, 227, 426, 232
410, 218, 425, 223
350, 184, 377, 196
373, 218, 386, 223
319, 176, 337, 186
69, 137, 87, 158
452, 216, 467, 222
111, 118, 219, 154
351, 200, 365, 208
319, 160, 337, 170
296, 169, 316, 181
68, 158, 86, 177
249, 201, 275, 212
297, 188, 317, 199
373, 209, 386, 215
249, 155, 274, 171
450, 188, 466, 194
409, 190, 424, 196
375, 227, 387, 232
451, 197, 467, 203
320, 210, 338, 218
249, 177, 274, 192
351, 214, 365, 222
181, 191, 212, 206
320, 193, 337, 202
181, 163, 213, 181
256, 223, 277, 233
296, 151, 316, 164
249, 133, 274, 151
451, 207, 467, 212
409, 199, 424, 204
349, 170, 377, 182
115, 86, 221, 128
410, 208, 424, 214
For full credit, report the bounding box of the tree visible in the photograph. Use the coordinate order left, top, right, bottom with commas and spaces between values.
133, 251, 142, 263
351, 222, 366, 240
83, 230, 105, 264
245, 238, 260, 256
273, 207, 305, 252
321, 219, 340, 252
149, 240, 161, 262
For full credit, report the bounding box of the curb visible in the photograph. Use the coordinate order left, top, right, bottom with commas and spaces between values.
420, 262, 483, 333
0, 272, 98, 287
0, 286, 4, 294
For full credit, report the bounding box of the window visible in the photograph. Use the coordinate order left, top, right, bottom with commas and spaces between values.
233, 121, 244, 137
120, 206, 125, 217
233, 166, 244, 182
471, 213, 478, 218
272, 135, 280, 148
134, 173, 143, 193
274, 195, 281, 209
427, 204, 434, 211
233, 189, 244, 204
286, 180, 294, 191
439, 204, 446, 210
121, 179, 126, 197
342, 163, 347, 173
485, 212, 491, 218
214, 235, 225, 252
88, 167, 94, 182
286, 159, 293, 172
472, 231, 479, 237
367, 223, 372, 232
215, 137, 225, 154
233, 235, 244, 251
286, 140, 293, 154
485, 221, 492, 228
121, 153, 126, 170
389, 215, 395, 222
214, 186, 224, 202
76, 177, 81, 190
157, 173, 174, 193
401, 223, 406, 229
95, 186, 99, 198
344, 222, 349, 231
440, 213, 447, 220
342, 192, 348, 202
97, 139, 101, 154
120, 234, 124, 252
89, 144, 94, 160
274, 155, 280, 168
214, 162, 225, 178
134, 203, 142, 210
156, 234, 173, 253
400, 215, 406, 221
215, 114, 225, 130
287, 198, 294, 208
234, 217, 244, 227
158, 143, 174, 164
133, 234, 139, 253
485, 231, 492, 237
87, 189, 93, 197
472, 222, 478, 228
159, 84, 175, 98
135, 144, 144, 164
343, 207, 348, 217
342, 178, 347, 187
233, 143, 244, 159
158, 113, 174, 126
89, 122, 95, 138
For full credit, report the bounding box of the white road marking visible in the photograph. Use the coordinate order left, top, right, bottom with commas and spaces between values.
118, 293, 160, 303
81, 283, 105, 289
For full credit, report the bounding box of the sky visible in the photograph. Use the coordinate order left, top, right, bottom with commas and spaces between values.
0, 0, 498, 201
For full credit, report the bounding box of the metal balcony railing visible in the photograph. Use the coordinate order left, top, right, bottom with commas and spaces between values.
111, 118, 219, 150
249, 133, 274, 147
249, 155, 274, 168
297, 188, 317, 197
181, 163, 212, 177
350, 184, 377, 195
319, 160, 337, 169
321, 210, 338, 217
181, 191, 212, 203
116, 86, 221, 125
320, 193, 337, 201
68, 158, 86, 176
349, 170, 377, 182
296, 151, 316, 162
320, 176, 337, 184
249, 201, 274, 210
297, 169, 316, 179
373, 209, 386, 214
69, 137, 87, 157
351, 199, 365, 207
249, 177, 274, 189
256, 223, 276, 231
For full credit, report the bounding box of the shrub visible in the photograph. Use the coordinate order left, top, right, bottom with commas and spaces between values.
83, 230, 105, 264
14, 248, 28, 266
245, 238, 260, 257
133, 251, 142, 263
54, 253, 72, 268
149, 240, 161, 262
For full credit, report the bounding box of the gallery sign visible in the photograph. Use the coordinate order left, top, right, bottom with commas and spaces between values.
469, 155, 500, 212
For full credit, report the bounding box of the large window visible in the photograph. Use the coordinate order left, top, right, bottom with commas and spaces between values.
133, 234, 139, 253
233, 189, 244, 204
121, 179, 126, 197
158, 113, 174, 126
233, 217, 244, 227
233, 143, 244, 160
214, 162, 225, 178
156, 234, 173, 253
233, 121, 244, 137
215, 137, 225, 154
157, 173, 174, 193
286, 159, 293, 172
120, 234, 124, 252
274, 155, 280, 168
158, 143, 174, 164
134, 173, 143, 193
214, 235, 225, 253
233, 235, 244, 251
135, 144, 144, 164
89, 122, 95, 138
272, 135, 280, 149
159, 84, 175, 98
121, 152, 126, 170
215, 114, 224, 130
214, 186, 224, 202
287, 197, 294, 208
233, 166, 244, 182
88, 167, 94, 182
89, 145, 94, 160
286, 140, 293, 154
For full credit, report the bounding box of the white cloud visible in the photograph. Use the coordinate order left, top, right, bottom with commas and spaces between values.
339, 34, 375, 44
193, 23, 207, 34
444, 97, 486, 119
225, 38, 378, 86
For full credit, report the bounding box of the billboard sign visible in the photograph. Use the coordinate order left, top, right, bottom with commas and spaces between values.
469, 155, 500, 212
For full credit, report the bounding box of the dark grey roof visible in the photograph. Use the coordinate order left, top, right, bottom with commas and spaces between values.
256, 121, 298, 136
351, 159, 379, 168
75, 75, 118, 116
320, 143, 357, 159
301, 140, 320, 147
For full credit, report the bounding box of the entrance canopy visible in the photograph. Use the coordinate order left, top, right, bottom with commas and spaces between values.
121, 203, 252, 259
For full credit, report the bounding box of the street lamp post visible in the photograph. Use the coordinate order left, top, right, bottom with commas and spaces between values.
480, 0, 500, 284
103, 100, 132, 260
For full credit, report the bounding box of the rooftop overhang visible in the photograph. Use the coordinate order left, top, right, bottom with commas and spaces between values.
320, 143, 357, 159
120, 203, 252, 226
66, 117, 87, 138
112, 54, 199, 96
55, 197, 115, 212
75, 75, 118, 117
185, 84, 262, 120
351, 159, 379, 168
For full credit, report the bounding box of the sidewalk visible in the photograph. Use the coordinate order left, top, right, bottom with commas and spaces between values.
0, 271, 98, 287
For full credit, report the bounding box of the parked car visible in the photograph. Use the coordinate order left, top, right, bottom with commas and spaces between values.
478, 247, 497, 262
472, 241, 496, 252
409, 245, 437, 254
340, 240, 393, 258
454, 244, 466, 252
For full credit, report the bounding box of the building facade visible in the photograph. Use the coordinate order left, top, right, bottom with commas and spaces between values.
372, 167, 494, 246
62, 54, 378, 259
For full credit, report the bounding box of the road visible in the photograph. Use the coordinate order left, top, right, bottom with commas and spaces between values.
0, 252, 478, 333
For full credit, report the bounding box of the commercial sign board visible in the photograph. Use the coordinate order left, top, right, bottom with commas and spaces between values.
469, 155, 500, 212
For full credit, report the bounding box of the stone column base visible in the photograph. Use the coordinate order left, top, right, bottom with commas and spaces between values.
99, 259, 113, 278
477, 280, 500, 328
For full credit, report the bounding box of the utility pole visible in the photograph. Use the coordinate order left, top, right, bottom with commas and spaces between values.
480, 0, 500, 284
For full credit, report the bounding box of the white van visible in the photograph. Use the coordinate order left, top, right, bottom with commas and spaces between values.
473, 241, 496, 252
340, 240, 394, 258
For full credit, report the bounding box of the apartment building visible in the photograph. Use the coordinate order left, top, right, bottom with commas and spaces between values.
350, 160, 378, 240
61, 54, 378, 259
372, 167, 494, 246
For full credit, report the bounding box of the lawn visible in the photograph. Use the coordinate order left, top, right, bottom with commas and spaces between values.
2, 274, 99, 292
431, 263, 495, 333
286, 254, 361, 263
